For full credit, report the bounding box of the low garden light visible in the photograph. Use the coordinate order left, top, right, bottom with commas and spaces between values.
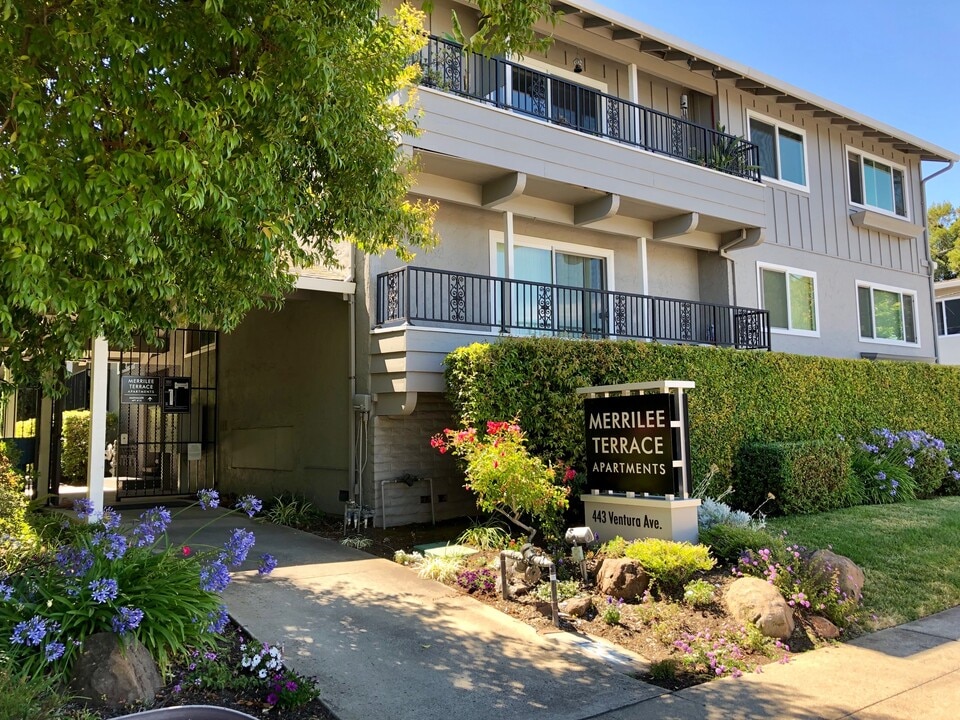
565, 526, 595, 582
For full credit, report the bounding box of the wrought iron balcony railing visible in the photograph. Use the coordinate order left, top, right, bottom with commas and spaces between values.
411, 36, 762, 183
376, 266, 771, 350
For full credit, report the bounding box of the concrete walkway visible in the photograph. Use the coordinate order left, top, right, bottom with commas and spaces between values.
167, 508, 960, 720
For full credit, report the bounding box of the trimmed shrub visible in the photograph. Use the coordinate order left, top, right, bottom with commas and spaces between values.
0, 443, 33, 557
623, 538, 715, 598
60, 410, 118, 483
731, 440, 859, 515
941, 443, 960, 496
699, 524, 780, 564
444, 339, 960, 497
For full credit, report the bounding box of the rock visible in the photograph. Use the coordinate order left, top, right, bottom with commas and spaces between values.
809, 550, 864, 602
808, 615, 841, 640
69, 632, 163, 710
596, 557, 649, 601
562, 595, 594, 618
725, 577, 795, 639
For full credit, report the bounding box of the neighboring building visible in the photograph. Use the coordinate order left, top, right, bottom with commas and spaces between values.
935, 279, 960, 364
10, 0, 958, 526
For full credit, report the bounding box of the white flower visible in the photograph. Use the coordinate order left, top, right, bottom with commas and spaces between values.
258, 669, 267, 679
251, 654, 261, 667
241, 656, 251, 668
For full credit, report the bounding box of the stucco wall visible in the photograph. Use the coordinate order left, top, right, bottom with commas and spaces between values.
217, 292, 351, 514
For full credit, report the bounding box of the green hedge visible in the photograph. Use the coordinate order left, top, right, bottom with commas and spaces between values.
61, 410, 118, 483
444, 338, 960, 498
731, 440, 859, 515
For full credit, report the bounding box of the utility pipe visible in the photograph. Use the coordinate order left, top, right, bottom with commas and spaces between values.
921, 160, 956, 363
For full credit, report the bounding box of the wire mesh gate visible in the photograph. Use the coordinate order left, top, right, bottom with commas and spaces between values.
115, 329, 217, 500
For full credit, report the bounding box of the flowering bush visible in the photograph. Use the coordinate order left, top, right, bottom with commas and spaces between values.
455, 567, 497, 595
601, 596, 623, 625
431, 421, 570, 540
673, 626, 786, 678
734, 540, 860, 628
851, 428, 956, 502
0, 490, 275, 681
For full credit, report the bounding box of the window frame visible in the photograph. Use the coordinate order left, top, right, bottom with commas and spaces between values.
756, 262, 820, 337
935, 297, 960, 337
846, 146, 910, 220
746, 110, 810, 192
856, 280, 919, 346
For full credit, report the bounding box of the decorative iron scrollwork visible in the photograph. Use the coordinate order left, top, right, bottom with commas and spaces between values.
537, 285, 553, 329
734, 311, 762, 349
449, 274, 467, 323
386, 271, 401, 322
680, 302, 693, 341
613, 295, 627, 336
606, 99, 621, 140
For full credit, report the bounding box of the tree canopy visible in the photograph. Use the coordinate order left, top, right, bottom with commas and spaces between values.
0, 0, 556, 394
929, 202, 960, 281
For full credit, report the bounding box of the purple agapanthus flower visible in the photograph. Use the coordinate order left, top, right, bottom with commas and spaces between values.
101, 507, 122, 531
11, 616, 48, 646
198, 488, 220, 511
258, 554, 278, 575
206, 604, 230, 634
44, 641, 66, 662
89, 578, 119, 604
221, 528, 256, 566
111, 606, 145, 634
235, 495, 263, 518
93, 532, 128, 560
200, 560, 232, 593
73, 498, 96, 521
0, 581, 13, 602
133, 506, 172, 547
56, 546, 94, 578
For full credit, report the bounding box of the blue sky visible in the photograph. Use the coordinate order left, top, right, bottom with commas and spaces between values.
603, 0, 960, 208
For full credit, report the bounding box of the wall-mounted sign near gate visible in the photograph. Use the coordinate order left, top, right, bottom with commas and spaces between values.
162, 376, 191, 414
584, 392, 676, 494
120, 376, 160, 405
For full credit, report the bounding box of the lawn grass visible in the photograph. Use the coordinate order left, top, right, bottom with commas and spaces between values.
768, 497, 960, 629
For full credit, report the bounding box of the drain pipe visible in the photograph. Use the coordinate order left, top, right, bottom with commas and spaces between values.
921, 160, 956, 364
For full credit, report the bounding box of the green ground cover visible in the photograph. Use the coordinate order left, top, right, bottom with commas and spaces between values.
769, 497, 960, 628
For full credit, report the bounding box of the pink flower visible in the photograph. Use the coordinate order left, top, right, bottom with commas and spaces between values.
182, 546, 191, 556
564, 468, 576, 482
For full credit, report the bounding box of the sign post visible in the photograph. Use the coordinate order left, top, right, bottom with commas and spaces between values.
577, 381, 700, 543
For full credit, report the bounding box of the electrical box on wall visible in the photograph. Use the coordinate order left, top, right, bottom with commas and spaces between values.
352, 394, 372, 413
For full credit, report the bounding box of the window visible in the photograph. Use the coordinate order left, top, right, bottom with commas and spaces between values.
857, 282, 917, 344
847, 148, 908, 218
936, 299, 960, 336
758, 264, 818, 334
747, 113, 807, 188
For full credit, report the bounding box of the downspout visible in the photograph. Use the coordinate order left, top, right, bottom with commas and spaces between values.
719, 234, 748, 308
347, 246, 357, 503
921, 159, 955, 363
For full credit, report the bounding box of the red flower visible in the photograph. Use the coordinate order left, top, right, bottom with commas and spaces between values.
182, 546, 191, 556
564, 468, 577, 482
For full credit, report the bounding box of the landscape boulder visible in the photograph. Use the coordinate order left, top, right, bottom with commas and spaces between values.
809, 549, 864, 601
596, 557, 649, 601
808, 615, 841, 640
69, 632, 163, 710
725, 577, 795, 639
562, 595, 595, 618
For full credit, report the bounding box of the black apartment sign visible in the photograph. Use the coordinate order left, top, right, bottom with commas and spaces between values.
162, 377, 191, 414
584, 393, 675, 494
120, 376, 160, 405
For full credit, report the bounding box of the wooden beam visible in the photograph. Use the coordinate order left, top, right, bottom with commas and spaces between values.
895, 144, 918, 153
551, 3, 580, 14
687, 59, 715, 71
662, 50, 691, 61
830, 117, 853, 125
582, 16, 611, 29
574, 193, 621, 226
721, 227, 764, 249
752, 87, 781, 96
612, 28, 642, 40
813, 110, 837, 118
481, 172, 526, 208
653, 212, 699, 241
712, 69, 740, 79
776, 96, 801, 104
639, 40, 668, 52
794, 103, 820, 111
735, 79, 764, 89
863, 131, 888, 138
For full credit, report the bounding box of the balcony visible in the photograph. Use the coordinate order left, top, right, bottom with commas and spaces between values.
376, 267, 771, 351
411, 36, 761, 183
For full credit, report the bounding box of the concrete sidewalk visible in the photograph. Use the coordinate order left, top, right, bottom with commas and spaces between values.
168, 508, 960, 720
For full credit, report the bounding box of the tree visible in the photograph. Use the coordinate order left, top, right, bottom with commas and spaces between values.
0, 0, 555, 394
928, 202, 960, 281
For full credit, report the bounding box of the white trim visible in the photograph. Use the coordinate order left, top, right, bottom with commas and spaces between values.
746, 110, 810, 192
756, 262, 820, 337
845, 145, 910, 221
294, 275, 357, 294
856, 279, 920, 347
489, 230, 616, 290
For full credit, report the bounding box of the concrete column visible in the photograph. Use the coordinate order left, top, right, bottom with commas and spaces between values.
503, 211, 514, 278
639, 237, 649, 295
86, 337, 109, 520
627, 63, 639, 104
1, 369, 15, 437
35, 396, 53, 503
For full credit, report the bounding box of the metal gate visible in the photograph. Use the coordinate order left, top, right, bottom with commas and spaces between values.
2, 386, 41, 498
115, 328, 217, 500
